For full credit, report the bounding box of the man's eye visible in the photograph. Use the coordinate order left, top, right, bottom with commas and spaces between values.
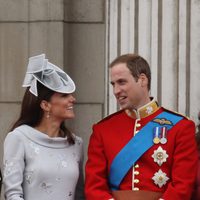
119, 80, 126, 85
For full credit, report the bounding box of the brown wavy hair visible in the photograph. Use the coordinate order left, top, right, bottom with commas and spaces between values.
11, 82, 75, 144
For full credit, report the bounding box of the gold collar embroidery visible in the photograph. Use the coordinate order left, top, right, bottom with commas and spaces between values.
125, 98, 159, 119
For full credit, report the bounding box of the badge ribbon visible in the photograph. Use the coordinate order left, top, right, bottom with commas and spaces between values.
153, 126, 168, 144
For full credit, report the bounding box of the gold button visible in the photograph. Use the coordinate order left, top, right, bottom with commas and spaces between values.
135, 164, 139, 168
135, 130, 139, 134
134, 179, 139, 183
133, 187, 139, 191
134, 171, 139, 175
136, 123, 141, 127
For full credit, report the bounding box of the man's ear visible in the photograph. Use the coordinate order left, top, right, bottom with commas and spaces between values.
40, 100, 51, 112
138, 73, 148, 88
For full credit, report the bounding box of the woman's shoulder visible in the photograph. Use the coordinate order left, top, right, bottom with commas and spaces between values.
4, 125, 30, 151
72, 135, 84, 159
72, 134, 83, 150
73, 134, 83, 144
5, 125, 30, 141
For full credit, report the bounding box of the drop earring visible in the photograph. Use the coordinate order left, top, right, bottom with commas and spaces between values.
46, 111, 50, 119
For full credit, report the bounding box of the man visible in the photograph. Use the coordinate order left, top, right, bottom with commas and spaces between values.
85, 54, 198, 200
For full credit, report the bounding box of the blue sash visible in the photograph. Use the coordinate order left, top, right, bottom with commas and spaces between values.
109, 111, 183, 190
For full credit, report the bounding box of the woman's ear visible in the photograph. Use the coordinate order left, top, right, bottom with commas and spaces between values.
40, 100, 51, 112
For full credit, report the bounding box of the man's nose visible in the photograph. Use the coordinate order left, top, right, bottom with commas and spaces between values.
113, 85, 121, 96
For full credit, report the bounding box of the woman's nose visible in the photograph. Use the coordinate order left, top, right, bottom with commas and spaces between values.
70, 94, 76, 103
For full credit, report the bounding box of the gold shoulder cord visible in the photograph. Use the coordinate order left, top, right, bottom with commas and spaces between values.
164, 108, 190, 120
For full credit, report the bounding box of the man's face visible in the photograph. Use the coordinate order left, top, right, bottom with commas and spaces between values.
110, 63, 146, 110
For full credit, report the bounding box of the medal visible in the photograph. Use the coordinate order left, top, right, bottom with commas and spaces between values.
152, 146, 169, 166
153, 137, 160, 144
160, 127, 167, 144
153, 127, 160, 144
152, 169, 169, 188
160, 137, 167, 144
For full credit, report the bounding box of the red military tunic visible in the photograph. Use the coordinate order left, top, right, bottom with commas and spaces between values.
192, 151, 200, 200
85, 99, 198, 200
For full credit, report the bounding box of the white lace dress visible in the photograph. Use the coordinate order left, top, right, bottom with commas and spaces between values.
3, 125, 84, 200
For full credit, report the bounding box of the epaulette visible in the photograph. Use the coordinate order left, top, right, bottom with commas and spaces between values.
96, 109, 125, 124
163, 107, 190, 120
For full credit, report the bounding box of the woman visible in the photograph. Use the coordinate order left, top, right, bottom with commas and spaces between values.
3, 54, 84, 200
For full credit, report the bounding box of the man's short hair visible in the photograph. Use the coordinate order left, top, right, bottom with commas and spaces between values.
109, 54, 151, 91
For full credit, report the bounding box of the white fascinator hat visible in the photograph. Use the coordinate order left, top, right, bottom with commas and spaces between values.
22, 54, 75, 96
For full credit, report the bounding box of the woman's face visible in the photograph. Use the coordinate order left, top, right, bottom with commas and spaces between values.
47, 93, 76, 120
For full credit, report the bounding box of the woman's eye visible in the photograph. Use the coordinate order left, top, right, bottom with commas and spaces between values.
62, 94, 68, 97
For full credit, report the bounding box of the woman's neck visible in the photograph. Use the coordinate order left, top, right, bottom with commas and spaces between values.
35, 119, 62, 137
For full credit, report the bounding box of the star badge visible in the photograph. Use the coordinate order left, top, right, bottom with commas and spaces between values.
152, 146, 168, 166
152, 169, 169, 188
